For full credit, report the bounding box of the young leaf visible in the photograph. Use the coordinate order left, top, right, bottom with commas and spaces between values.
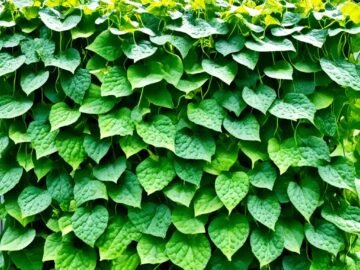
39, 8, 81, 32
193, 187, 223, 216
276, 219, 304, 254
163, 181, 197, 207
83, 135, 111, 164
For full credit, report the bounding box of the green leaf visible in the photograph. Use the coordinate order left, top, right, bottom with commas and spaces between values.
108, 171, 142, 208
44, 48, 81, 73
193, 187, 223, 216
128, 202, 171, 238
187, 99, 225, 132
163, 181, 197, 207
121, 39, 157, 62
321, 205, 360, 234
74, 174, 108, 206
136, 114, 176, 151
136, 156, 175, 194
269, 93, 316, 122
72, 205, 109, 247
292, 29, 328, 48
20, 38, 55, 65
43, 233, 62, 261
55, 241, 96, 270
137, 235, 168, 264
247, 194, 281, 230
287, 177, 320, 222
305, 223, 345, 256
46, 170, 73, 206
204, 141, 238, 175
202, 59, 238, 85
56, 134, 87, 170
250, 229, 284, 267
79, 84, 116, 114
249, 161, 277, 190
150, 34, 193, 58
119, 135, 147, 158
172, 206, 207, 234
215, 172, 249, 213
20, 69, 49, 95
207, 247, 253, 270
49, 102, 81, 131
271, 26, 304, 37
223, 114, 260, 141
264, 61, 293, 80
98, 108, 134, 138
318, 157, 356, 191
60, 68, 91, 104
97, 216, 141, 260
127, 61, 164, 89
232, 49, 259, 70
245, 37, 296, 52
4, 194, 34, 227
83, 135, 111, 164
143, 83, 174, 109
276, 219, 304, 254
18, 186, 52, 217
0, 166, 23, 195
0, 224, 35, 251
175, 128, 216, 162
166, 231, 211, 270
242, 85, 276, 114
175, 74, 209, 93
282, 255, 310, 270
161, 53, 184, 86
0, 95, 33, 119
86, 30, 122, 61
93, 157, 126, 183
101, 66, 132, 97
215, 35, 245, 56
111, 250, 140, 270
213, 89, 247, 117
208, 213, 249, 261
174, 158, 203, 186
320, 58, 360, 91
0, 53, 26, 76
39, 8, 81, 32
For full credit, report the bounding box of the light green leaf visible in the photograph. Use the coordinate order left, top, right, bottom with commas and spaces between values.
245, 37, 296, 52
0, 166, 23, 195
0, 53, 26, 76
18, 186, 52, 217
119, 135, 147, 158
264, 61, 293, 80
136, 157, 175, 194
72, 205, 109, 247
204, 141, 238, 175
111, 250, 140, 270
174, 158, 203, 186
86, 30, 122, 61
166, 231, 211, 270
193, 187, 223, 216
223, 114, 260, 141
215, 172, 249, 213
215, 35, 245, 56
128, 202, 171, 238
49, 102, 81, 131
209, 214, 249, 261
213, 89, 247, 117
321, 205, 360, 234
108, 171, 142, 208
320, 58, 360, 91
232, 49, 259, 70
56, 134, 87, 170
305, 223, 345, 256
269, 93, 316, 122
250, 229, 284, 267
44, 48, 81, 73
74, 175, 108, 206
187, 99, 225, 132
98, 108, 134, 138
136, 114, 175, 151
0, 224, 35, 251
97, 216, 141, 260
127, 61, 164, 89
20, 38, 55, 65
242, 85, 276, 114
121, 39, 157, 62
39, 8, 81, 32
202, 59, 238, 85
271, 26, 304, 37
175, 74, 209, 93
276, 219, 304, 254
20, 69, 49, 95
247, 194, 281, 230
4, 194, 34, 227
0, 95, 33, 119
60, 68, 91, 104
101, 66, 132, 97
292, 29, 328, 48
172, 206, 207, 234
161, 53, 184, 86
79, 84, 116, 114
318, 157, 356, 191
83, 135, 111, 164
93, 157, 126, 183
43, 233, 62, 261
287, 177, 320, 222
249, 161, 277, 190
55, 241, 96, 270
163, 181, 197, 207
46, 170, 73, 206
150, 34, 193, 58
137, 235, 168, 264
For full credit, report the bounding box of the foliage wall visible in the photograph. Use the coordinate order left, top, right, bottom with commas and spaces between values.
0, 0, 360, 269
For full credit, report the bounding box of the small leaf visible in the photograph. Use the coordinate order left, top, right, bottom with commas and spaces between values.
56, 134, 87, 170
119, 135, 147, 158
232, 49, 259, 70
193, 187, 223, 216
292, 29, 328, 48
74, 174, 108, 206
55, 241, 96, 270
93, 157, 126, 183
98, 108, 134, 138
172, 206, 207, 234
121, 39, 157, 62
276, 219, 304, 254
242, 85, 276, 114
137, 235, 168, 264
0, 166, 23, 196
80, 84, 116, 114
223, 114, 260, 141
20, 69, 49, 95
0, 53, 26, 76
127, 61, 164, 89
163, 181, 197, 207
174, 158, 203, 186
202, 59, 238, 85
215, 35, 245, 56
249, 161, 277, 190
264, 61, 293, 80
44, 48, 81, 73
83, 135, 111, 164
60, 68, 91, 104
213, 89, 247, 117
150, 34, 193, 58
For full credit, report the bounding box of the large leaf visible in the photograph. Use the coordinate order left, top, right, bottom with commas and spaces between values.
44, 48, 81, 73
0, 224, 35, 251
39, 8, 81, 32
60, 68, 91, 104
242, 85, 276, 114
101, 66, 132, 97
49, 102, 81, 131
202, 59, 238, 85
18, 186, 52, 217
0, 95, 33, 119
0, 53, 25, 76
20, 69, 49, 95
137, 235, 168, 265
86, 30, 122, 61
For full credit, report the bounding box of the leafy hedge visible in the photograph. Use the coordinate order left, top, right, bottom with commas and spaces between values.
0, 0, 360, 269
